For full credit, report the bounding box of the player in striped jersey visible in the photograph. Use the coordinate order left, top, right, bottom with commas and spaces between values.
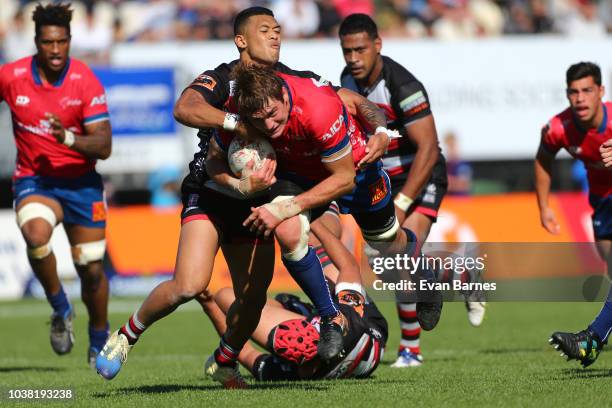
338, 14, 486, 368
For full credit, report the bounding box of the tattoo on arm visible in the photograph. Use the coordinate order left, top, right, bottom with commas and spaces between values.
358, 99, 386, 129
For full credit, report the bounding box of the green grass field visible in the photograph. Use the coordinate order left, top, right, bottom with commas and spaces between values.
1, 298, 610, 407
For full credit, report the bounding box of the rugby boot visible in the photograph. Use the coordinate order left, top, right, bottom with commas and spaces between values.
549, 329, 603, 368
50, 306, 75, 355
318, 311, 348, 360
204, 354, 248, 389
96, 331, 132, 380
390, 349, 423, 368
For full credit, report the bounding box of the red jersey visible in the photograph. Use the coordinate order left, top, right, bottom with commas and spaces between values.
218, 73, 367, 182
0, 56, 110, 179
541, 103, 612, 197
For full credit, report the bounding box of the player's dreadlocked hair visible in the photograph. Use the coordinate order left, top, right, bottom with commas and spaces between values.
566, 62, 601, 87
232, 64, 284, 118
233, 6, 274, 36
33, 2, 73, 38
339, 13, 379, 39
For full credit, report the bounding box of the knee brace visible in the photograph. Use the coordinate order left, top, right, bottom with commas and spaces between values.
72, 239, 106, 266
274, 195, 310, 262
27, 243, 52, 260
16, 202, 57, 228
362, 217, 400, 244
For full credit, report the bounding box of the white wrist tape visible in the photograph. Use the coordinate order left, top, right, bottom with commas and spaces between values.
262, 198, 302, 221
223, 113, 240, 132
375, 126, 401, 139
394, 192, 414, 212
63, 130, 75, 147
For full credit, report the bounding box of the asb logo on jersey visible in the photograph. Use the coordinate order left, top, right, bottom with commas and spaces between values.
321, 114, 345, 142
90, 94, 106, 107
15, 95, 30, 106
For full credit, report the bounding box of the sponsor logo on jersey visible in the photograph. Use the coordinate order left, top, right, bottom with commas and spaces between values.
399, 91, 429, 116
90, 94, 106, 106
60, 97, 83, 109
369, 176, 388, 206
92, 201, 107, 222
70, 73, 82, 80
311, 77, 330, 88
193, 74, 217, 91
16, 95, 30, 106
14, 67, 27, 76
321, 114, 345, 142
423, 183, 437, 204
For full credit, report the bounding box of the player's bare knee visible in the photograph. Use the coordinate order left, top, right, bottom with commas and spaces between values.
274, 217, 302, 249
174, 279, 207, 302
213, 287, 235, 311
21, 223, 52, 248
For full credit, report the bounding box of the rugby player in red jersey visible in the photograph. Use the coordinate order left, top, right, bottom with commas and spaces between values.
538, 62, 612, 367
227, 64, 443, 331
0, 3, 112, 367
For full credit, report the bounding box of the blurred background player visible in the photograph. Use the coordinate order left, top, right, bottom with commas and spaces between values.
537, 62, 611, 367
196, 213, 387, 382
0, 2, 112, 367
338, 13, 482, 368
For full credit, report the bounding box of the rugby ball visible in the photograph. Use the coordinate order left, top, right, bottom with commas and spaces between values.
227, 137, 276, 177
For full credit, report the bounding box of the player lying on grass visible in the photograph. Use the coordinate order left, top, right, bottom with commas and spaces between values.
196, 217, 388, 383
537, 62, 611, 367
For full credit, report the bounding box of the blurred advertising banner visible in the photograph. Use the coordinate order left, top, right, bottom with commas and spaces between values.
103, 192, 602, 296
92, 67, 184, 173
1, 192, 604, 300
114, 38, 612, 160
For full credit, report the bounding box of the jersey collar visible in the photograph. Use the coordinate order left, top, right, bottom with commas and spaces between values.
597, 103, 608, 133
281, 78, 294, 118
31, 56, 71, 87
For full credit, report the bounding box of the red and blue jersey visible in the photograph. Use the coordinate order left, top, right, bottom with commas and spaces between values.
216, 72, 367, 182
0, 56, 109, 180
541, 103, 612, 198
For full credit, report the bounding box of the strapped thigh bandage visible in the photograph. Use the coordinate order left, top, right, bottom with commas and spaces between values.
16, 202, 57, 228
72, 239, 106, 266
